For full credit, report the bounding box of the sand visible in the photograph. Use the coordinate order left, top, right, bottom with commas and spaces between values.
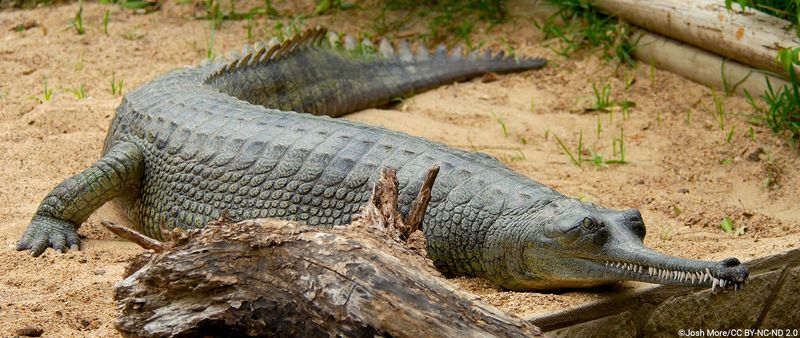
0, 1, 798, 336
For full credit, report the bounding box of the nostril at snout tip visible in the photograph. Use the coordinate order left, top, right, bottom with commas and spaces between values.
721, 257, 741, 267
717, 257, 749, 283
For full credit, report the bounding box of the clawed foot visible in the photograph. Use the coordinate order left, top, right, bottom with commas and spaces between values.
16, 216, 81, 257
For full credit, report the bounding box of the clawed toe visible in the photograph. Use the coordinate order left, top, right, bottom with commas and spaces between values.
17, 216, 81, 257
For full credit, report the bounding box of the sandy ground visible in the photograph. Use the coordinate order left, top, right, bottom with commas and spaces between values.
1, 1, 799, 336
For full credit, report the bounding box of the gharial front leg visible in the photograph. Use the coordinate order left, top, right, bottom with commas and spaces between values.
17, 142, 143, 257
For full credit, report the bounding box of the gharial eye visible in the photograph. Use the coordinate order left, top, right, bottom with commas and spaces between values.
581, 217, 597, 231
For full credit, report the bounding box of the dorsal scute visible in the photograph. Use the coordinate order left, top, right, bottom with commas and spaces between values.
207, 26, 329, 80
206, 26, 533, 82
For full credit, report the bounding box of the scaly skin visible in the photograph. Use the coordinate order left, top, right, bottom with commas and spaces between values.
18, 28, 748, 291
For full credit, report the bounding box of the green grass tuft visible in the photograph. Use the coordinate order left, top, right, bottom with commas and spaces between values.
745, 49, 800, 144
490, 111, 509, 138
72, 0, 85, 35
591, 81, 613, 110
554, 133, 582, 168
536, 0, 637, 65
65, 83, 88, 100
110, 71, 123, 96
43, 77, 54, 102
103, 10, 110, 36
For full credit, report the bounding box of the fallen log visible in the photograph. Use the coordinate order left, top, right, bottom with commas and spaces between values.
529, 1, 791, 96
595, 0, 800, 79
632, 30, 790, 96
110, 167, 541, 337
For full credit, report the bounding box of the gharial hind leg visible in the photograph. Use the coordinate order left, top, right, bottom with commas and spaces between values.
17, 142, 143, 257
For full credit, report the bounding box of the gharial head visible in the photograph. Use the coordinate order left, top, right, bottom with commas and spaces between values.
488, 197, 749, 292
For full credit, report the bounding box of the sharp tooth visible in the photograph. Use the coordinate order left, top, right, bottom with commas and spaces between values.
648, 267, 653, 275
679, 272, 685, 282
638, 265, 643, 274
734, 283, 738, 292
673, 271, 678, 280
712, 278, 718, 291
720, 280, 727, 288
690, 273, 695, 284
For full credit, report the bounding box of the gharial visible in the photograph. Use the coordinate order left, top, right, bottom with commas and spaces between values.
17, 27, 748, 291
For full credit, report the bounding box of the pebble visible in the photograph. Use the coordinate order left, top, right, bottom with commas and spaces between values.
678, 188, 689, 194
78, 256, 87, 263
15, 326, 44, 337
746, 147, 764, 162
93, 269, 106, 276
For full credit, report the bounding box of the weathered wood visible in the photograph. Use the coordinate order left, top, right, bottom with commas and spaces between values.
403, 165, 440, 240
530, 2, 790, 96
631, 30, 790, 96
112, 167, 540, 337
596, 0, 800, 79
101, 220, 164, 252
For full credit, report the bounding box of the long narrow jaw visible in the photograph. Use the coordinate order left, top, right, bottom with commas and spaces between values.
592, 249, 749, 291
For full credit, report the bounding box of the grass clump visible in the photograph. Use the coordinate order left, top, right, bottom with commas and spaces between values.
536, 0, 637, 65
110, 71, 123, 96
490, 111, 509, 137
40, 76, 54, 102
103, 10, 110, 36
65, 83, 88, 100
372, 0, 508, 47
71, 0, 85, 35
554, 127, 627, 168
745, 49, 800, 144
723, 0, 800, 144
591, 81, 613, 110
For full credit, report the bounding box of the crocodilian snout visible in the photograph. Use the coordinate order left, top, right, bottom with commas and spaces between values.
713, 257, 749, 290
599, 247, 749, 291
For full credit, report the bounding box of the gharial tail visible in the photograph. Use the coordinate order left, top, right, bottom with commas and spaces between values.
204, 27, 547, 117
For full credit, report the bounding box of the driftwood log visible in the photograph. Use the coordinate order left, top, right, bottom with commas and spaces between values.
595, 0, 800, 79
530, 2, 791, 96
109, 167, 541, 337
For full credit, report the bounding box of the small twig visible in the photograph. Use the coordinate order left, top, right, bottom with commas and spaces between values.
403, 165, 440, 240
101, 220, 164, 252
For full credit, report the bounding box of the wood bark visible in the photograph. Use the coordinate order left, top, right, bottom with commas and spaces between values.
111, 168, 540, 338
632, 30, 790, 96
595, 0, 800, 79
530, 2, 791, 96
